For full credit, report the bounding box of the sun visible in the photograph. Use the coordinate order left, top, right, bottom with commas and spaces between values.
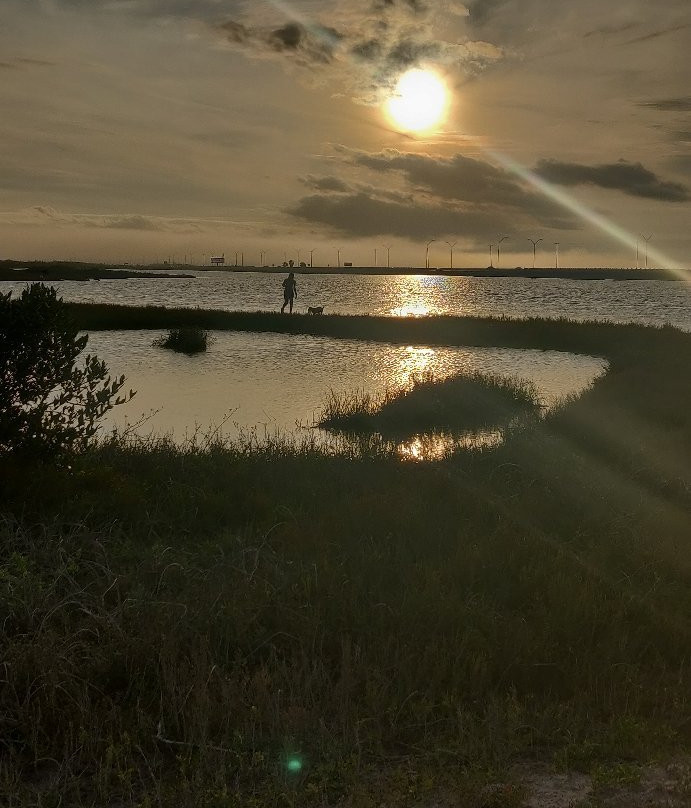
385, 68, 449, 132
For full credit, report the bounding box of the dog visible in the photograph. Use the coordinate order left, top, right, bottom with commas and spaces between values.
307, 306, 324, 315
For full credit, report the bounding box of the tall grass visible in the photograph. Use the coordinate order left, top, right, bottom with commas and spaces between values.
319, 370, 540, 436
1, 312, 690, 805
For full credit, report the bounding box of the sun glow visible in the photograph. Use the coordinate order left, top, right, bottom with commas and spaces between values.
385, 69, 449, 132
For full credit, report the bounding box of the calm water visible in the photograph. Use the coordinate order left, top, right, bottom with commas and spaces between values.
89, 330, 606, 454
5, 270, 690, 329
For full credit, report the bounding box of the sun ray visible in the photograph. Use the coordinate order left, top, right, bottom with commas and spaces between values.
487, 149, 686, 277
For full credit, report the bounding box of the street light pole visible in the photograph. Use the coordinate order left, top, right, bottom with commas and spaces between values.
445, 241, 457, 270
636, 236, 640, 269
496, 235, 508, 269
425, 239, 436, 270
527, 237, 543, 269
643, 234, 652, 269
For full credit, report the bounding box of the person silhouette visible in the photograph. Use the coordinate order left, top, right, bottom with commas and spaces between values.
281, 272, 297, 313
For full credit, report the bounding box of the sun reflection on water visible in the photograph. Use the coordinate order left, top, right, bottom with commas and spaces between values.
388, 275, 445, 318
396, 430, 503, 461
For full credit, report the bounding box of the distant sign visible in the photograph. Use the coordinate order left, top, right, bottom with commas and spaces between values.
210, 256, 225, 265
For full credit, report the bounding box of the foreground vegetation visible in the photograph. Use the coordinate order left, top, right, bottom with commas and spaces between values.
319, 370, 540, 437
1, 308, 690, 806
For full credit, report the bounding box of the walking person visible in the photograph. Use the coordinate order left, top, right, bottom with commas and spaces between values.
281, 271, 297, 313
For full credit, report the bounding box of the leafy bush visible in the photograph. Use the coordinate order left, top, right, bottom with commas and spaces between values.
153, 326, 212, 354
0, 284, 134, 458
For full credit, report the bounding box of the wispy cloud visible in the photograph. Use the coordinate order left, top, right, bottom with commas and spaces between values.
0, 206, 239, 233
640, 96, 691, 112
217, 1, 502, 104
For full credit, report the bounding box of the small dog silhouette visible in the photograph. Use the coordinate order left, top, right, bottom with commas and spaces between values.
307, 306, 324, 315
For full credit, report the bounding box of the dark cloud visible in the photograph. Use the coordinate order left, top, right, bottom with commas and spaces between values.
288, 146, 583, 241
0, 56, 54, 70
218, 20, 341, 68
217, 4, 501, 103
466, 0, 512, 26
640, 96, 691, 112
300, 175, 352, 193
534, 159, 690, 202
338, 147, 572, 225
288, 190, 512, 241
373, 0, 429, 15
50, 0, 237, 19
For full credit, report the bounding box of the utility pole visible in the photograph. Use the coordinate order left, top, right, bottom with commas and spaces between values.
643, 234, 652, 269
527, 237, 543, 269
425, 239, 436, 270
496, 235, 508, 268
554, 242, 559, 269
445, 241, 457, 270
382, 244, 391, 268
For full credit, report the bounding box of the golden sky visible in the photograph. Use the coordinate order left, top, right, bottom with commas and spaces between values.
1, 0, 689, 267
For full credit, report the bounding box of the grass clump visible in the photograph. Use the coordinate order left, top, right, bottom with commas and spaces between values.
153, 326, 212, 354
319, 370, 540, 436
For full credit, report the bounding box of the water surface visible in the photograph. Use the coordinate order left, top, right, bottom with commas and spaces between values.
90, 330, 606, 451
4, 270, 690, 329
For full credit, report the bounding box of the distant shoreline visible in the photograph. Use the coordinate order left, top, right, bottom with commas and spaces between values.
205, 265, 686, 281
1, 259, 687, 282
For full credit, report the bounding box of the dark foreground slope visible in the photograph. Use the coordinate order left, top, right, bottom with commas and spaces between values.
1, 311, 690, 806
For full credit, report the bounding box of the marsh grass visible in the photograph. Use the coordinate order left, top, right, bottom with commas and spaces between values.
153, 326, 212, 354
319, 370, 541, 437
2, 311, 690, 806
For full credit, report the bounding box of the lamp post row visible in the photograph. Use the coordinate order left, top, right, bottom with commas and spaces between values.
206, 234, 654, 270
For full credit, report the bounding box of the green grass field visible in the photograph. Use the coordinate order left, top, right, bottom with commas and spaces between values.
1, 309, 690, 806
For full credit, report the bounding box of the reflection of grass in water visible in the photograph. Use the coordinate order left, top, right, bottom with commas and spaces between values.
319, 370, 540, 437
152, 326, 212, 354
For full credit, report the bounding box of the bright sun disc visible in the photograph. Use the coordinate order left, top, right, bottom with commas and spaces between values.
386, 69, 448, 132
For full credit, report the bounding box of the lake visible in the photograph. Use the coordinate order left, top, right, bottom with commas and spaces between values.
3, 269, 690, 329
6, 270, 685, 453
89, 330, 606, 456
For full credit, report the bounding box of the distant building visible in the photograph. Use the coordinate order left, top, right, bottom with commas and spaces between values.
344, 262, 353, 267
210, 255, 225, 266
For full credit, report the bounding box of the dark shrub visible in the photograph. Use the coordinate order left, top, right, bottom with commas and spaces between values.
153, 327, 212, 354
0, 284, 134, 459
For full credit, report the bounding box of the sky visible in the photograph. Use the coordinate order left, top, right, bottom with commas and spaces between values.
1, 0, 689, 268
